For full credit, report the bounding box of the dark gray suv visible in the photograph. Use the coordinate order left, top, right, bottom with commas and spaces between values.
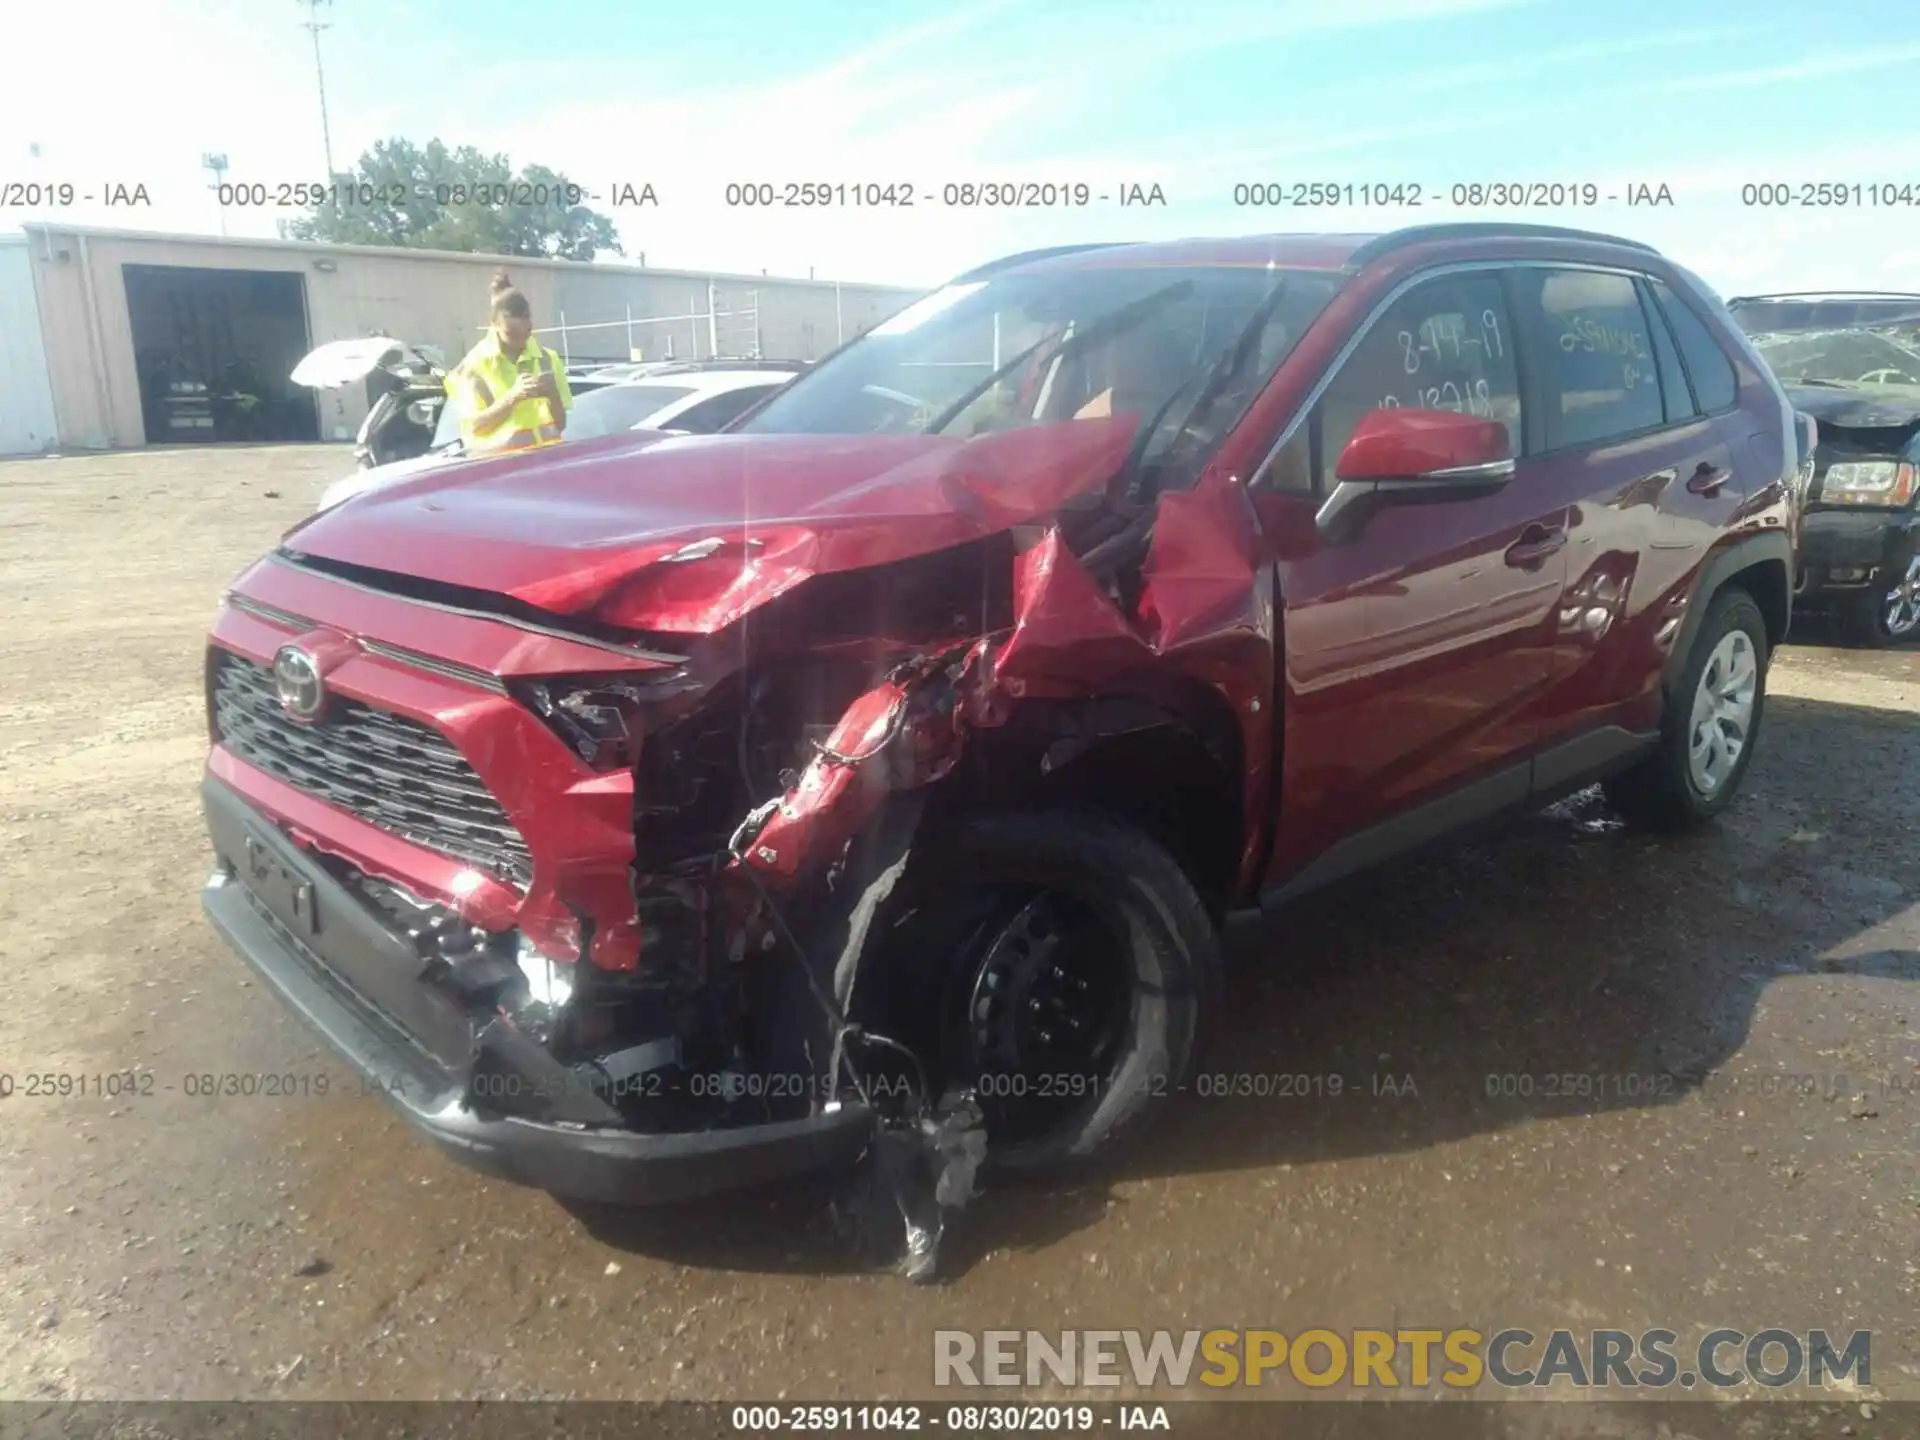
1730, 292, 1920, 645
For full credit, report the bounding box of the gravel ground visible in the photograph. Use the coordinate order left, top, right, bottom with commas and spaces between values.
0, 445, 1914, 1427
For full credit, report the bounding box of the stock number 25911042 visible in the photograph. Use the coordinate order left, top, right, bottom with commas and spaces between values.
724, 182, 917, 207
1741, 181, 1920, 207
1, 1071, 156, 1099
1234, 181, 1424, 207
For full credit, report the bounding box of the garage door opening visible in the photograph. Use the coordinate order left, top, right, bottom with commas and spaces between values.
123, 265, 318, 444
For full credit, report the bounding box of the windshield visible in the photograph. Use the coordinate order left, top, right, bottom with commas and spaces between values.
567, 383, 699, 439
1750, 329, 1920, 388
736, 265, 1342, 469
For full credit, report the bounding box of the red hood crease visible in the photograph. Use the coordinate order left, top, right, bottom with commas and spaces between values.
287, 418, 1140, 635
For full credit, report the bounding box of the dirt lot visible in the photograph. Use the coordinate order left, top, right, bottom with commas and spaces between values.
0, 445, 1915, 1423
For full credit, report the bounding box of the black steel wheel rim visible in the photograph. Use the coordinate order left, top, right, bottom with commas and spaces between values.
940, 887, 1134, 1148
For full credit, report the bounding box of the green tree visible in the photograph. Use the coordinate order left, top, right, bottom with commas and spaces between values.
280, 137, 622, 260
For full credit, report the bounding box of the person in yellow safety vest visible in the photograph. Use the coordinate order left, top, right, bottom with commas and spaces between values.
447, 269, 572, 455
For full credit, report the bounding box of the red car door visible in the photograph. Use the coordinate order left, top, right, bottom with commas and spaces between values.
1259, 267, 1566, 893
1508, 267, 1747, 765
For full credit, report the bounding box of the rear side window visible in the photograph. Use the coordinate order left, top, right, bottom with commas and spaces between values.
1520, 269, 1662, 449
1311, 272, 1521, 489
1638, 279, 1693, 424
1652, 280, 1739, 413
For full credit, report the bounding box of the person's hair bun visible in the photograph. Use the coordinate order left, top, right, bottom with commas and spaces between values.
490, 269, 513, 296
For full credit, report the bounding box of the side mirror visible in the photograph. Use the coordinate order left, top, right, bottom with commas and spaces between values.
1334, 407, 1513, 485
1790, 410, 1819, 514
1319, 408, 1514, 541
1792, 410, 1818, 471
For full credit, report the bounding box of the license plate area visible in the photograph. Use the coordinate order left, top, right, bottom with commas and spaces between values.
241, 828, 321, 941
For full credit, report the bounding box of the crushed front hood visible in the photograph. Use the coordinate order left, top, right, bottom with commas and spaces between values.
1786, 382, 1920, 430
284, 419, 1139, 634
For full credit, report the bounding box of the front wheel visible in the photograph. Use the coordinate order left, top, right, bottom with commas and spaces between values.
1843, 549, 1920, 648
857, 809, 1223, 1173
1604, 587, 1769, 832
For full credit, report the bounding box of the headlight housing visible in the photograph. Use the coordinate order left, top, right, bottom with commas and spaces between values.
518, 676, 654, 770
1821, 460, 1915, 508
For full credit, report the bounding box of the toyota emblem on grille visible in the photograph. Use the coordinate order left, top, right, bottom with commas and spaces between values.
273, 645, 325, 720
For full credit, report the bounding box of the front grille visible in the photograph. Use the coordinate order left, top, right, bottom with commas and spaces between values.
211, 649, 534, 890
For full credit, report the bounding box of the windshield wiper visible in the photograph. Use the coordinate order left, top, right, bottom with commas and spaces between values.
923, 280, 1197, 435
1065, 276, 1301, 576
1162, 277, 1291, 466
1107, 276, 1293, 505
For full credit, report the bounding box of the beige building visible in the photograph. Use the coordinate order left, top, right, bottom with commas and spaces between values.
12, 224, 923, 452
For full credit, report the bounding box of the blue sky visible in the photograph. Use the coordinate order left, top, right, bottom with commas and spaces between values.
9, 0, 1920, 292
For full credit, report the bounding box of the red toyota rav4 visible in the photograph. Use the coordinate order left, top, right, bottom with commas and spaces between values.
202, 224, 1797, 1218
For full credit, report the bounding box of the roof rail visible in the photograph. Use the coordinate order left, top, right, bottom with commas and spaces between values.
1346, 222, 1659, 268
1728, 291, 1920, 305
950, 242, 1130, 283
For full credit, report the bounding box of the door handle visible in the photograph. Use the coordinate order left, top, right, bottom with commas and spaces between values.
1686, 463, 1728, 496
1504, 527, 1567, 570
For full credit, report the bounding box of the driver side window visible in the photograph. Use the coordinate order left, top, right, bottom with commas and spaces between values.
1312, 273, 1522, 490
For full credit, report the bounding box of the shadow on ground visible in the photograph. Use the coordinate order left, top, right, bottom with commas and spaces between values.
568, 690, 1919, 1278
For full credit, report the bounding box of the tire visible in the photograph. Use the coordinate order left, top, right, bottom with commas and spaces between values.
1842, 548, 1920, 648
1604, 586, 1769, 832
857, 808, 1223, 1173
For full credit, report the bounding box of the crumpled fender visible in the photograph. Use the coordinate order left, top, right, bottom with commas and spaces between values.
1137, 482, 1264, 647
728, 478, 1269, 901
736, 656, 971, 889
991, 530, 1149, 693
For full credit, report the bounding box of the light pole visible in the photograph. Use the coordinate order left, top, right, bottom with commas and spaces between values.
202, 152, 230, 235
297, 0, 337, 178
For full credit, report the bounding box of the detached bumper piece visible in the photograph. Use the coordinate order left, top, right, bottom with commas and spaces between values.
199, 775, 874, 1204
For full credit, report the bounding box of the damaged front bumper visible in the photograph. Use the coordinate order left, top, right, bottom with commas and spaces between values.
1796, 508, 1918, 595
199, 775, 875, 1204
